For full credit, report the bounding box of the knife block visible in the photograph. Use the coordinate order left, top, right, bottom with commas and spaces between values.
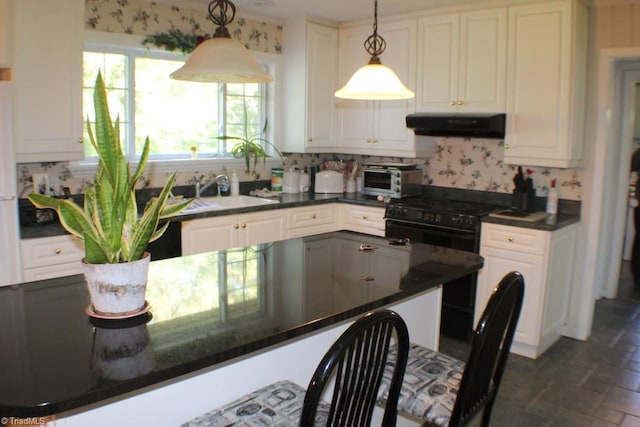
511, 190, 536, 213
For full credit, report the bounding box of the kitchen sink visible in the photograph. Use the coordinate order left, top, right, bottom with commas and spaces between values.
175, 195, 279, 215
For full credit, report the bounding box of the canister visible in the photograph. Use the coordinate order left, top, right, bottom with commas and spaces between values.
283, 169, 300, 194
271, 167, 284, 192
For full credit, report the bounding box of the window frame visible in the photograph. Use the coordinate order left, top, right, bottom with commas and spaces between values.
71, 31, 281, 179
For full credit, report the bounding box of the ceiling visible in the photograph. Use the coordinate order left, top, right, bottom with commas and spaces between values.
186, 0, 479, 23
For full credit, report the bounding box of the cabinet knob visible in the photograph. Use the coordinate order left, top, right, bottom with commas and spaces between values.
505, 144, 511, 149
241, 223, 247, 229
54, 248, 62, 254
456, 100, 464, 106
362, 215, 368, 220
450, 100, 456, 106
312, 214, 317, 219
77, 138, 84, 144
508, 236, 514, 242
307, 138, 313, 142
233, 224, 239, 229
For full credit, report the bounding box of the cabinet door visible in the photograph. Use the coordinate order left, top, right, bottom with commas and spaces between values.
336, 20, 416, 154
504, 0, 587, 168
336, 25, 375, 148
306, 23, 338, 150
477, 246, 544, 349
417, 8, 506, 113
416, 13, 459, 112
181, 216, 238, 256
240, 210, 285, 246
458, 8, 507, 112
13, 0, 84, 162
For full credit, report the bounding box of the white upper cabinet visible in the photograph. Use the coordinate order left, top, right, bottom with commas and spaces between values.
336, 19, 435, 158
13, 0, 85, 162
281, 19, 338, 153
416, 8, 507, 113
0, 0, 12, 68
504, 0, 588, 168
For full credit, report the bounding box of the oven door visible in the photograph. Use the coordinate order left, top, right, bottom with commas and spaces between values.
386, 219, 479, 341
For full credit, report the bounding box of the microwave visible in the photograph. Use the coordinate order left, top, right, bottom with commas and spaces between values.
361, 168, 422, 198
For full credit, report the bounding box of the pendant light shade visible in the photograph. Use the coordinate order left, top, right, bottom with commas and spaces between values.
335, 0, 414, 100
170, 0, 273, 83
334, 62, 414, 100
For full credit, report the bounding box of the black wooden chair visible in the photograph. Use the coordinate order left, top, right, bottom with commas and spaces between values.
377, 271, 525, 427
181, 309, 410, 427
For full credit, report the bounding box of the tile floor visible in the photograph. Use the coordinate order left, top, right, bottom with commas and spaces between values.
440, 262, 640, 427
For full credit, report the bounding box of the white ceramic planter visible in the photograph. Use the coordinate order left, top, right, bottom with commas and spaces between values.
82, 252, 150, 316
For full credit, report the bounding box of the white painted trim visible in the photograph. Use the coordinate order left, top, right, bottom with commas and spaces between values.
566, 47, 640, 341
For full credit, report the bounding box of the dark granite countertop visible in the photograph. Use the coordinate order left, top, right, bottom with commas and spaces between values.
0, 231, 484, 417
481, 211, 580, 231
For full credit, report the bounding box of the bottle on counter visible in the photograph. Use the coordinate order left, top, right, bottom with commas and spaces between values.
546, 179, 558, 215
231, 171, 240, 196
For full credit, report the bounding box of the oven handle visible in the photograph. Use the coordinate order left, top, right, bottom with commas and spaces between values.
385, 219, 477, 238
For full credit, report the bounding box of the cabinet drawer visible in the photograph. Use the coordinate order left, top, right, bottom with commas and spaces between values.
21, 235, 84, 269
340, 205, 385, 236
287, 204, 336, 229
480, 223, 547, 255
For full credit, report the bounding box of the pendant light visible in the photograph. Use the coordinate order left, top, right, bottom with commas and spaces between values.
335, 0, 414, 100
170, 0, 273, 83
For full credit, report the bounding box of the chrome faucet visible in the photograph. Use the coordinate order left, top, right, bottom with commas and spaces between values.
195, 174, 229, 198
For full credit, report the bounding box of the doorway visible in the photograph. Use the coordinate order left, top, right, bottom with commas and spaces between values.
572, 49, 640, 342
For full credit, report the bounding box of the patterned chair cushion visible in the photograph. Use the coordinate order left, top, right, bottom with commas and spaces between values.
181, 380, 331, 427
377, 343, 465, 427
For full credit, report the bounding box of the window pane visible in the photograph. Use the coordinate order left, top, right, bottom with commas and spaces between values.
135, 57, 220, 158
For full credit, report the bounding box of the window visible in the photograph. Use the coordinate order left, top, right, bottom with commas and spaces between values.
82, 48, 267, 161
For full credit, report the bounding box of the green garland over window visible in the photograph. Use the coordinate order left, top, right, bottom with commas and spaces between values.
142, 29, 211, 55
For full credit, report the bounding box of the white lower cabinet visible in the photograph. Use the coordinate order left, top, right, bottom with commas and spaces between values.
21, 235, 84, 281
476, 222, 577, 359
181, 210, 286, 256
285, 204, 339, 238
339, 204, 386, 237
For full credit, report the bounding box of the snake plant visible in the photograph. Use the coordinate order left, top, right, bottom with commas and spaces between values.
28, 72, 190, 264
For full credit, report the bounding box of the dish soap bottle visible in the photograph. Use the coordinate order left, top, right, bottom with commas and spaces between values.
231, 171, 240, 196
546, 179, 558, 215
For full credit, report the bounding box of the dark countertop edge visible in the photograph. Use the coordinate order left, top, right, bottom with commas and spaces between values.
1, 258, 483, 418
19, 191, 580, 239
481, 212, 580, 231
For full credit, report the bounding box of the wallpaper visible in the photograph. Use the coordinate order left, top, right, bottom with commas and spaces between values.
84, 0, 282, 54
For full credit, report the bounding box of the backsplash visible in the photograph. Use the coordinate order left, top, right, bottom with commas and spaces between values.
17, 137, 582, 201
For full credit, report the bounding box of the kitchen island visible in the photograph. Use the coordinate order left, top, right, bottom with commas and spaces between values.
0, 231, 483, 426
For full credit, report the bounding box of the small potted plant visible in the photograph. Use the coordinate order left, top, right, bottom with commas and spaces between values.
216, 104, 283, 177
28, 72, 190, 317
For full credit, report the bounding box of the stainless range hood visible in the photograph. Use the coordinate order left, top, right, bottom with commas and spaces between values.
406, 113, 506, 139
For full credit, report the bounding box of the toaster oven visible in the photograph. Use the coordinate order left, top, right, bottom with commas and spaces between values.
361, 168, 422, 198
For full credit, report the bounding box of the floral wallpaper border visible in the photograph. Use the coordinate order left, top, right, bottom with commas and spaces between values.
84, 0, 282, 54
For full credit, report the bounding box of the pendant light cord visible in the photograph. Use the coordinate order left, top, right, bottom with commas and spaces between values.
208, 0, 236, 38
364, 0, 386, 65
